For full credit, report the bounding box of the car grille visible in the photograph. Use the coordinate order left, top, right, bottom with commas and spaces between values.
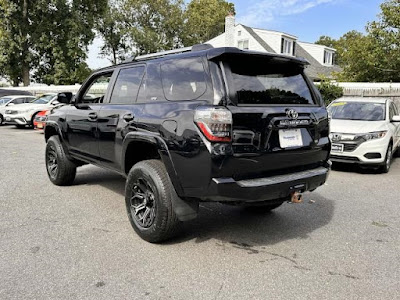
343, 144, 359, 152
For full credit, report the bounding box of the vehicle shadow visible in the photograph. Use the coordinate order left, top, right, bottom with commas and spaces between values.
73, 166, 335, 247
331, 161, 382, 174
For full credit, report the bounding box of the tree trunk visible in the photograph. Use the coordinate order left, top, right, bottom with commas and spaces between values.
22, 0, 30, 86
112, 48, 117, 65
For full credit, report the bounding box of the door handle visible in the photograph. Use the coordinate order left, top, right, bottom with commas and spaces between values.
123, 113, 134, 122
88, 112, 98, 120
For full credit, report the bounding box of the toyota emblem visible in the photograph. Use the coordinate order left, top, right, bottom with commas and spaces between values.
286, 109, 299, 120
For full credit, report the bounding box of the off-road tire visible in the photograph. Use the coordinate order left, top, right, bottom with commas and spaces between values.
125, 160, 181, 243
45, 135, 77, 186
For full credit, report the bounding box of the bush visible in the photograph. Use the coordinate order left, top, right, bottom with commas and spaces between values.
316, 80, 343, 106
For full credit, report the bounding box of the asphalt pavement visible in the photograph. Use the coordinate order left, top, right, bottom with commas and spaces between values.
0, 125, 399, 300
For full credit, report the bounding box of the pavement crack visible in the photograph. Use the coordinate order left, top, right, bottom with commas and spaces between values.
328, 271, 359, 280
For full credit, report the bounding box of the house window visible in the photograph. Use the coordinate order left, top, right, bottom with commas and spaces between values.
238, 39, 249, 50
281, 38, 294, 56
238, 30, 241, 37
324, 50, 333, 65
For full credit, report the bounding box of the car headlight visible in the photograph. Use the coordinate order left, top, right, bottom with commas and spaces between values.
19, 109, 33, 114
355, 131, 387, 141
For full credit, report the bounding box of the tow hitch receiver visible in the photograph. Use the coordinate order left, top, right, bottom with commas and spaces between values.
291, 191, 303, 203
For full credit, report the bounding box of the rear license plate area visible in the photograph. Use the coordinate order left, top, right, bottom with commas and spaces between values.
279, 129, 303, 148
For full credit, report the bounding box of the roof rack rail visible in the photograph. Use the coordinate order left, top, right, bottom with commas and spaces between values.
133, 44, 213, 62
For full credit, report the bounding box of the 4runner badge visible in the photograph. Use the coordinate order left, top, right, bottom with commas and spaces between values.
286, 109, 299, 120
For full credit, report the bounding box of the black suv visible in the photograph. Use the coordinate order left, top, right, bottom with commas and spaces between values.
45, 45, 331, 242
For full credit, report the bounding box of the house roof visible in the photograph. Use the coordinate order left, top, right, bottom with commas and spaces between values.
295, 43, 342, 80
241, 25, 276, 53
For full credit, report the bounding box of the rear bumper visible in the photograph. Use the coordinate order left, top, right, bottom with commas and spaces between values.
185, 164, 330, 202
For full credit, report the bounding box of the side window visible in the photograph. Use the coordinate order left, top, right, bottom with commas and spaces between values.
81, 72, 113, 104
110, 66, 145, 105
393, 103, 399, 115
13, 98, 24, 105
161, 57, 207, 101
137, 64, 165, 103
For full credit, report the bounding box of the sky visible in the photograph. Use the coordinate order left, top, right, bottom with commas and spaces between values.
86, 0, 384, 69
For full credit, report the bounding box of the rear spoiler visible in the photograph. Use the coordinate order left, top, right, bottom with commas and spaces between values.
206, 47, 310, 66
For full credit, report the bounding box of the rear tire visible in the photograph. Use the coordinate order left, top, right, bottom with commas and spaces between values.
0, 114, 3, 125
125, 160, 181, 243
45, 135, 77, 185
379, 144, 393, 173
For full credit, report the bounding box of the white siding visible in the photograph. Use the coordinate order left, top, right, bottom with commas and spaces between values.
207, 33, 226, 48
207, 25, 268, 53
298, 42, 335, 65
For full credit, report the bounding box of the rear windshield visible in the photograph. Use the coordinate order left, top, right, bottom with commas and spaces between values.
227, 59, 314, 105
328, 101, 386, 121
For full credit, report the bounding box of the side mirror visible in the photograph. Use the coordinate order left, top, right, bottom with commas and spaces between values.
392, 115, 400, 122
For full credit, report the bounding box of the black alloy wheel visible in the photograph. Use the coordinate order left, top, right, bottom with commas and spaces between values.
129, 177, 157, 228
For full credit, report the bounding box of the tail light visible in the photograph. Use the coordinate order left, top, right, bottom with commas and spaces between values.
194, 107, 232, 142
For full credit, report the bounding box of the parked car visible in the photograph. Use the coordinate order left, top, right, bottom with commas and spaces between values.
34, 103, 67, 131
0, 95, 36, 125
44, 45, 331, 242
3, 92, 73, 128
328, 97, 400, 172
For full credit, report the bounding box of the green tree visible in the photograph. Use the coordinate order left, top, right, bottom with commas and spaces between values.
316, 78, 343, 105
122, 0, 185, 55
182, 0, 235, 46
97, 1, 129, 65
0, 0, 106, 86
367, 0, 400, 82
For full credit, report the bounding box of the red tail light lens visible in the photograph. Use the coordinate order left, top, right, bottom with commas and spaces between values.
194, 107, 232, 142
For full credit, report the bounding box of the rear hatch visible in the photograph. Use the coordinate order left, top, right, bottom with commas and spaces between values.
212, 53, 330, 180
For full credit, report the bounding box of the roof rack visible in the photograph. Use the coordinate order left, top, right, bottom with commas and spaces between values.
133, 44, 213, 62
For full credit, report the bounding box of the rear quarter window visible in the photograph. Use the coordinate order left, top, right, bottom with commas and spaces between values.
161, 57, 207, 101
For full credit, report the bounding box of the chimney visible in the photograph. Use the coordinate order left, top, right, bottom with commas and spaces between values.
225, 13, 235, 47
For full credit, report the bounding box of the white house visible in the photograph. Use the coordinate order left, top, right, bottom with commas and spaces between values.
206, 14, 341, 81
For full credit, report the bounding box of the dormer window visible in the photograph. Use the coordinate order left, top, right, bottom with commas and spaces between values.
281, 38, 295, 56
324, 50, 334, 65
238, 39, 249, 50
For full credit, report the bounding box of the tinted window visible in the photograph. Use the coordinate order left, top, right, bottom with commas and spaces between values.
137, 64, 165, 103
161, 58, 207, 101
111, 66, 145, 104
328, 101, 386, 121
12, 98, 24, 104
228, 60, 314, 105
82, 73, 113, 103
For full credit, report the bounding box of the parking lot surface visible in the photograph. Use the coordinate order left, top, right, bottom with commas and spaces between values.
1, 125, 399, 300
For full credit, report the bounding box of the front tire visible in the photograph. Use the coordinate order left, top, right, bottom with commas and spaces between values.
380, 144, 393, 173
45, 135, 77, 185
125, 160, 181, 243
0, 114, 3, 125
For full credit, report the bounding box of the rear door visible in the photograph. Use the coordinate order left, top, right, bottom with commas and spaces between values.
215, 56, 330, 179
97, 65, 145, 170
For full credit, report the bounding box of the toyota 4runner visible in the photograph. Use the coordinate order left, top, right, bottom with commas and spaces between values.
45, 45, 331, 242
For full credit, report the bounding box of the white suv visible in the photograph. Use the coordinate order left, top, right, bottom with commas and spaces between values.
3, 93, 58, 128
0, 95, 36, 125
328, 97, 400, 173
